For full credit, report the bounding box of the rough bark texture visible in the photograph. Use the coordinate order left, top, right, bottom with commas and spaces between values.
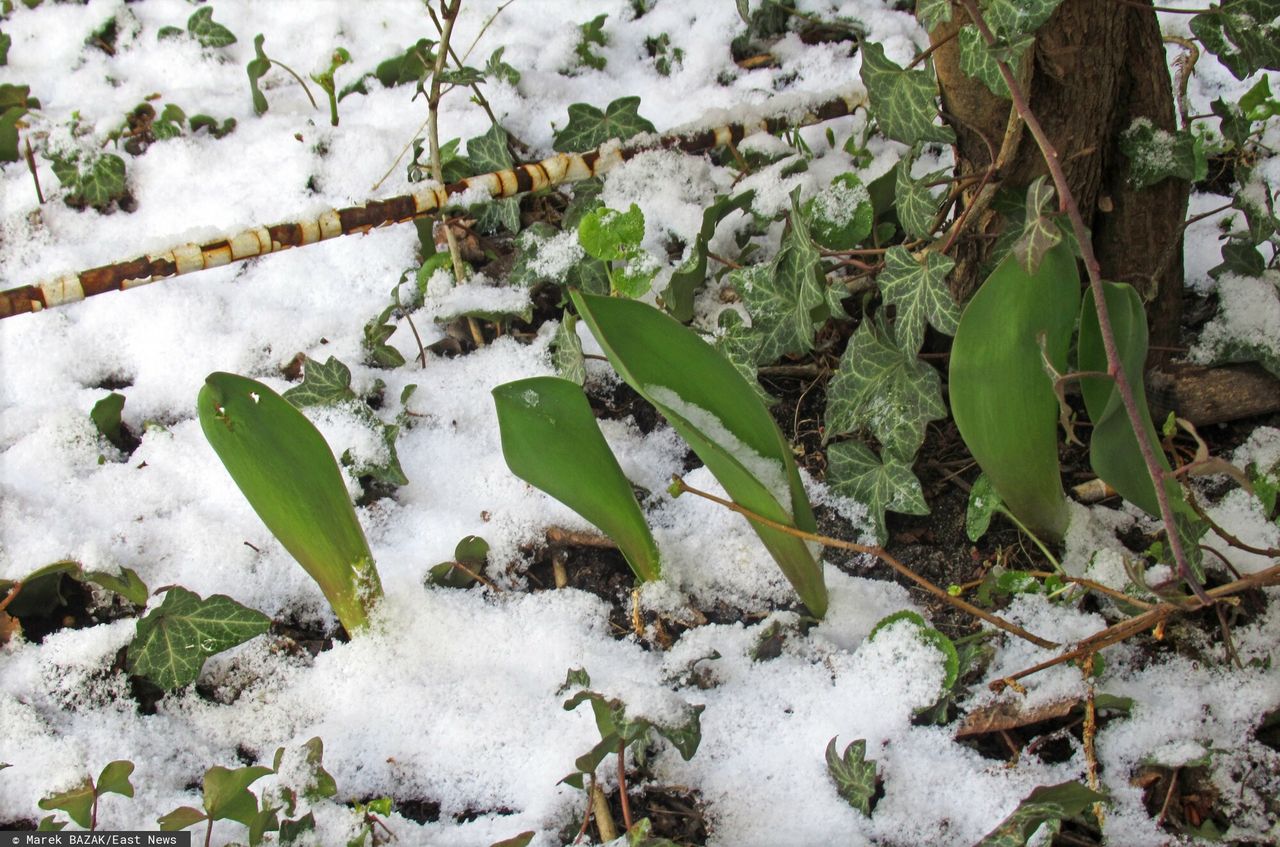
930, 0, 1188, 363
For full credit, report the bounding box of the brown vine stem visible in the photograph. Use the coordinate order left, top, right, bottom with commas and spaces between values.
670, 475, 1059, 649
959, 0, 1210, 604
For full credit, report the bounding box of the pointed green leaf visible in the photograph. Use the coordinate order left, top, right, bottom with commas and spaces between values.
916, 0, 953, 29
571, 291, 826, 617
578, 204, 645, 262
203, 764, 274, 825
975, 781, 1107, 847
489, 833, 536, 847
159, 806, 207, 831
949, 242, 1079, 541
38, 778, 94, 828
957, 25, 1032, 98
282, 356, 357, 407
60, 153, 127, 210
187, 7, 237, 48
1011, 177, 1062, 273
665, 191, 755, 321
85, 567, 149, 606
965, 473, 1004, 542
878, 246, 958, 353
825, 314, 947, 457
827, 440, 928, 543
551, 313, 586, 385
825, 738, 877, 816
859, 42, 954, 146
983, 0, 1066, 40
1190, 0, 1280, 80
198, 373, 382, 633
894, 150, 947, 240
553, 97, 656, 153
91, 392, 127, 449
493, 377, 661, 582
96, 760, 135, 798
247, 34, 271, 115
466, 122, 514, 173
714, 309, 773, 404
127, 587, 271, 690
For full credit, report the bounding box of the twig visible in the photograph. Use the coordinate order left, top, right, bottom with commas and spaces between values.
24, 138, 44, 204
590, 778, 618, 842
908, 27, 960, 71
1083, 680, 1104, 829
1185, 490, 1280, 558
617, 740, 633, 832
671, 475, 1059, 649
546, 526, 618, 548
959, 0, 1210, 604
1025, 570, 1155, 610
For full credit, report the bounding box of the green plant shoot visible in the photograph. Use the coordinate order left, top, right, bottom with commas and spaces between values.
197, 372, 382, 633
949, 241, 1080, 541
571, 291, 827, 617
493, 376, 661, 582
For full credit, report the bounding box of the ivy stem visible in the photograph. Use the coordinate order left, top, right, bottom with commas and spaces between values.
617, 740, 633, 832
957, 0, 1209, 603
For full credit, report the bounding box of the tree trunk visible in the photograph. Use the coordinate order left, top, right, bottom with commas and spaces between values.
929, 0, 1188, 365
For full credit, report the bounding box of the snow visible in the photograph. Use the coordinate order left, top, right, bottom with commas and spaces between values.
0, 1, 1278, 845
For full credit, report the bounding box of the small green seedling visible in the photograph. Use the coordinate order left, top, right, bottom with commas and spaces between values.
577, 204, 659, 298
825, 738, 877, 816
39, 760, 135, 830
158, 7, 237, 48
973, 781, 1107, 847
159, 762, 275, 846
311, 47, 351, 126
247, 34, 318, 116
493, 377, 661, 582
126, 586, 270, 690
427, 535, 492, 588
572, 291, 828, 617
198, 372, 383, 634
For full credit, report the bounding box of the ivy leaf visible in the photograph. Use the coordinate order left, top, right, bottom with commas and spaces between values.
49, 152, 128, 210
957, 25, 1031, 98
375, 40, 434, 88
283, 356, 357, 407
825, 738, 878, 816
824, 314, 947, 456
91, 391, 128, 450
916, 0, 953, 29
894, 149, 948, 241
363, 307, 405, 370
38, 779, 95, 828
247, 34, 271, 115
127, 587, 271, 690
975, 781, 1107, 847
1209, 239, 1267, 280
966, 473, 1005, 541
578, 204, 645, 262
85, 567, 149, 606
95, 761, 136, 798
1011, 176, 1063, 273
203, 764, 275, 825
877, 246, 958, 354
859, 41, 954, 146
552, 313, 586, 385
805, 174, 873, 250
1190, 0, 1280, 80
826, 440, 928, 543
485, 46, 521, 86
187, 7, 237, 48
437, 65, 485, 86
553, 96, 656, 153
466, 122, 514, 173
714, 309, 773, 403
474, 197, 522, 234
574, 14, 609, 71
983, 0, 1066, 40
0, 30, 10, 66
1119, 119, 1207, 190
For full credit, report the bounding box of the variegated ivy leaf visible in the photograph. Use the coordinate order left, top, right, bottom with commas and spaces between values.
715, 309, 774, 404
824, 313, 947, 456
825, 737, 878, 816
187, 6, 237, 48
894, 148, 948, 240
127, 587, 271, 690
826, 440, 928, 543
982, 0, 1065, 41
552, 96, 656, 153
1189, 0, 1280, 80
957, 26, 1032, 98
877, 246, 958, 353
974, 781, 1107, 847
859, 42, 955, 146
916, 0, 953, 30
283, 356, 356, 407
552, 313, 586, 385
1119, 118, 1207, 190
466, 122, 513, 173
1011, 176, 1062, 274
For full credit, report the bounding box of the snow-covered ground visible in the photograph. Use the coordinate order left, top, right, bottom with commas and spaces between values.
1, 1, 1277, 844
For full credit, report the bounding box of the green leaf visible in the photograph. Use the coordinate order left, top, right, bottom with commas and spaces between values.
983, 0, 1066, 40
859, 41, 954, 146
0, 31, 11, 66
1239, 76, 1280, 122
189, 114, 236, 139
805, 174, 873, 250
91, 391, 127, 450
375, 40, 434, 88
85, 567, 149, 606
38, 779, 94, 828
50, 152, 128, 210
466, 122, 514, 173
826, 440, 928, 543
127, 587, 270, 690
363, 308, 405, 370
157, 25, 184, 41
974, 781, 1107, 847
714, 309, 773, 403
894, 152, 947, 241
578, 204, 645, 262
824, 313, 947, 457
572, 292, 825, 615
247, 34, 271, 115
868, 610, 959, 691
1209, 239, 1267, 280
489, 832, 536, 847
0, 560, 81, 618
916, 0, 953, 29
1190, 0, 1280, 80
664, 190, 755, 321
437, 65, 484, 86
484, 47, 521, 86
965, 473, 1004, 542
203, 764, 274, 825
428, 535, 490, 588
96, 760, 136, 798
0, 102, 26, 163
198, 373, 382, 633
878, 246, 958, 354
949, 241, 1079, 541
283, 356, 357, 407
1011, 177, 1062, 273
187, 7, 236, 48
159, 806, 207, 831
957, 25, 1031, 98
494, 377, 661, 582
825, 738, 877, 816
551, 313, 586, 385
1119, 119, 1206, 190
553, 96, 656, 153
574, 14, 608, 71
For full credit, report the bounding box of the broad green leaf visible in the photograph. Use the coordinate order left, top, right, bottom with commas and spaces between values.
949, 241, 1079, 541
578, 204, 645, 262
551, 313, 586, 385
868, 610, 959, 692
466, 122, 514, 173
96, 760, 136, 797
158, 806, 207, 831
983, 0, 1065, 40
553, 97, 656, 153
247, 34, 271, 115
859, 42, 954, 146
436, 65, 484, 86
1, 103, 26, 163
825, 738, 877, 816
127, 587, 270, 689
805, 174, 873, 250
474, 197, 522, 234
187, 7, 236, 48
493, 377, 661, 582
1, 560, 87, 618
203, 764, 274, 825
375, 40, 434, 88
363, 308, 405, 369
1190, 0, 1280, 80
894, 155, 946, 241
91, 391, 127, 449
825, 313, 947, 457
665, 190, 755, 321
485, 47, 521, 86
1240, 76, 1280, 122
916, 0, 953, 29
1209, 240, 1267, 280
51, 153, 127, 210
957, 25, 1031, 98
714, 309, 773, 404
965, 473, 1004, 542
85, 566, 149, 605
826, 440, 929, 543
1120, 119, 1206, 190
1011, 176, 1062, 273
571, 292, 826, 617
198, 373, 382, 633
975, 781, 1107, 847
38, 779, 94, 828
877, 246, 958, 353
282, 356, 357, 407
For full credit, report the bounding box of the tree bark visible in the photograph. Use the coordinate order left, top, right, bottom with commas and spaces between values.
929, 0, 1188, 365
